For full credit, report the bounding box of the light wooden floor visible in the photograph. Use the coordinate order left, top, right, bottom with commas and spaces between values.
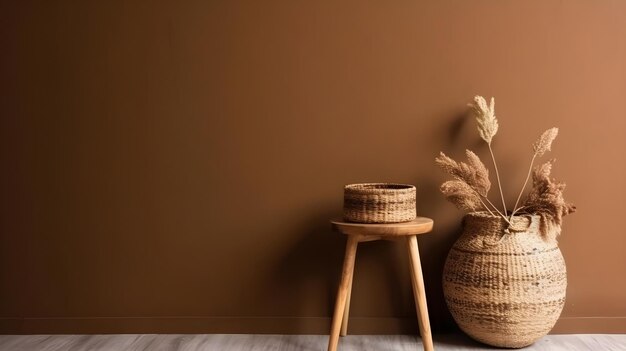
0, 334, 624, 350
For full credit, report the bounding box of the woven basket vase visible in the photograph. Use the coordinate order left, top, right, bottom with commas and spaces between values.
343, 183, 416, 223
443, 212, 566, 348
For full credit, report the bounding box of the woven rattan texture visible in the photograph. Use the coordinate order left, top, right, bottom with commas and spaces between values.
443, 212, 566, 348
343, 183, 416, 223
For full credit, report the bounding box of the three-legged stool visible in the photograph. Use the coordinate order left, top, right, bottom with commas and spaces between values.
327, 217, 434, 351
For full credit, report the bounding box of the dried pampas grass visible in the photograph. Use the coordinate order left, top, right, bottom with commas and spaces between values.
533, 128, 559, 157
435, 150, 497, 216
468, 96, 498, 144
468, 95, 508, 215
440, 180, 483, 212
522, 160, 576, 239
435, 150, 491, 197
437, 95, 575, 239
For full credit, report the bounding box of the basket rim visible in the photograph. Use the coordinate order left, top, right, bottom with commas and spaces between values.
344, 183, 415, 193
465, 211, 541, 220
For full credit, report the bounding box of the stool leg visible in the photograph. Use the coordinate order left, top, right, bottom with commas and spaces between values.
340, 270, 353, 336
407, 235, 434, 351
328, 236, 358, 351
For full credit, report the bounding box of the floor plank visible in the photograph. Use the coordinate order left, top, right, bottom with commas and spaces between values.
0, 334, 624, 350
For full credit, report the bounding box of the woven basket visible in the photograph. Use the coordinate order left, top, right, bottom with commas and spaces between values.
343, 183, 416, 223
443, 212, 566, 348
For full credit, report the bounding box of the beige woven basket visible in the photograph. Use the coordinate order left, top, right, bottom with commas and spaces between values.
343, 183, 416, 223
443, 212, 566, 348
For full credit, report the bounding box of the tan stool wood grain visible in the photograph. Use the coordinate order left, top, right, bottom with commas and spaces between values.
328, 217, 434, 351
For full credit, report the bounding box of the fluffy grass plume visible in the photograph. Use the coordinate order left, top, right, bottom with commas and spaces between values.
522, 160, 576, 239
440, 180, 483, 211
468, 95, 507, 214
533, 128, 559, 157
435, 150, 491, 197
435, 150, 493, 214
468, 96, 498, 144
510, 127, 560, 218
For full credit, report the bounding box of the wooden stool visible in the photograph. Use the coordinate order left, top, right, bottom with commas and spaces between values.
327, 217, 435, 351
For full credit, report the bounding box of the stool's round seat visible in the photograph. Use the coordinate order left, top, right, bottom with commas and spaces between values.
331, 217, 433, 237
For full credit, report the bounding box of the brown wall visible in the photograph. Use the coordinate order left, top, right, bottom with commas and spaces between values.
1, 0, 625, 334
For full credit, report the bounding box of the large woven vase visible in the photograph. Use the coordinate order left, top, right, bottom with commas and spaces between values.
443, 212, 566, 348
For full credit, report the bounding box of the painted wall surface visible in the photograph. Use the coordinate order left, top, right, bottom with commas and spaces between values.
1, 0, 625, 334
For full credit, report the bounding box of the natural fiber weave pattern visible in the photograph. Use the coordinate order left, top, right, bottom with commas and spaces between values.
343, 183, 416, 223
443, 212, 566, 348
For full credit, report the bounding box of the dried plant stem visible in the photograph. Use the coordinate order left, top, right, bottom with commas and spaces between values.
478, 197, 495, 216
510, 155, 536, 219
457, 177, 509, 224
483, 197, 513, 227
488, 143, 507, 216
